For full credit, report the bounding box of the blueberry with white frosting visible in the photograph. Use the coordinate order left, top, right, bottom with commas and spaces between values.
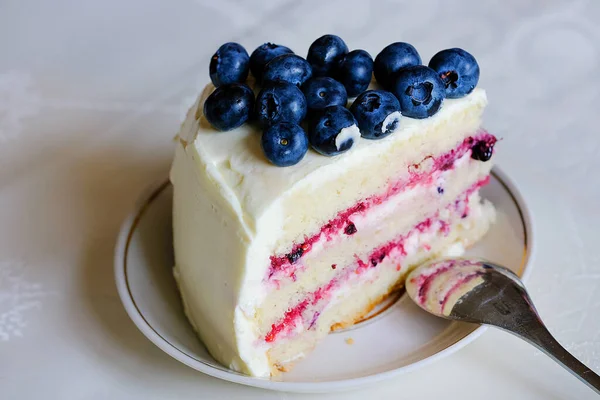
203, 84, 254, 131
308, 105, 359, 156
307, 34, 348, 77
336, 50, 374, 97
392, 65, 445, 119
349, 90, 401, 140
374, 42, 421, 89
429, 48, 480, 98
302, 77, 347, 111
261, 122, 309, 167
209, 43, 250, 87
249, 43, 294, 82
263, 54, 313, 87
255, 81, 307, 127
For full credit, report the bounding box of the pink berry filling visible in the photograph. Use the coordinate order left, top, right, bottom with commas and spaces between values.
264, 178, 489, 343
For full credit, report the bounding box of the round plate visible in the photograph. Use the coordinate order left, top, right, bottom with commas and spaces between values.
115, 167, 534, 393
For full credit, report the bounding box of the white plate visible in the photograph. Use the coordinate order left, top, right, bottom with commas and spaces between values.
115, 167, 534, 393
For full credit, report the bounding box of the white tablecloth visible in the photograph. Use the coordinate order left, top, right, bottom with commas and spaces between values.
1, 0, 599, 398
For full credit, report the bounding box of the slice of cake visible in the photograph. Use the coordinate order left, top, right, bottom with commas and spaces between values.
170, 36, 496, 377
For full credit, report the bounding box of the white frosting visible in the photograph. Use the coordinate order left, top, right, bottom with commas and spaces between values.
335, 124, 360, 151
381, 111, 402, 135
170, 84, 488, 376
444, 242, 466, 257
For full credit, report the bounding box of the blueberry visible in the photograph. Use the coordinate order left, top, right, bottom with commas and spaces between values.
344, 223, 357, 235
428, 48, 480, 98
336, 50, 374, 97
209, 43, 250, 87
261, 122, 308, 167
203, 84, 254, 131
263, 54, 313, 87
374, 42, 421, 89
349, 90, 401, 140
308, 105, 359, 156
471, 140, 495, 161
302, 77, 347, 111
255, 81, 307, 127
392, 65, 445, 119
249, 43, 294, 82
307, 34, 348, 77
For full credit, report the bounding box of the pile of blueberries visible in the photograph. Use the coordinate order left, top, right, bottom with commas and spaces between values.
203, 35, 480, 167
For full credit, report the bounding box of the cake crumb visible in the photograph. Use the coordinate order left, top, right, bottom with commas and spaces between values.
345, 337, 354, 345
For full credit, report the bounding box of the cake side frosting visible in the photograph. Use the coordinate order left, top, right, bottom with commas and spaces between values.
171, 141, 271, 375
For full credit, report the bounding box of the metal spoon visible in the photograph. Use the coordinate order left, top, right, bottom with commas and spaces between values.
405, 258, 600, 394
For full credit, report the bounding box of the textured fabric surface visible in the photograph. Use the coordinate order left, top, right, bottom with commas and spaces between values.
1, 0, 599, 398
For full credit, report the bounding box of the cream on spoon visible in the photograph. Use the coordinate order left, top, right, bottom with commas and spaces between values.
406, 259, 600, 395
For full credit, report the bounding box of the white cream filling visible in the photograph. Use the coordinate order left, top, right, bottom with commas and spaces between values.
443, 242, 466, 257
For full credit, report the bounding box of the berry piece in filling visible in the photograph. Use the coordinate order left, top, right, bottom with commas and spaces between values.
209, 42, 250, 87
336, 49, 374, 97
471, 140, 495, 161
308, 105, 359, 156
287, 247, 304, 264
393, 65, 445, 119
345, 222, 357, 235
203, 84, 254, 131
374, 42, 421, 89
255, 81, 307, 127
263, 54, 313, 87
250, 43, 294, 82
350, 90, 401, 139
307, 34, 349, 77
302, 77, 347, 111
261, 122, 308, 167
429, 48, 480, 99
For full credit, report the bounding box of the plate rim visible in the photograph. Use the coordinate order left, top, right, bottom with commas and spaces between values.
114, 165, 535, 393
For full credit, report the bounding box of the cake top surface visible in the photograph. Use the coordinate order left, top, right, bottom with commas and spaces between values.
177, 85, 487, 229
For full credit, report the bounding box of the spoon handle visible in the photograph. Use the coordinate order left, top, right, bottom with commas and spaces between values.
454, 268, 600, 394
510, 320, 600, 394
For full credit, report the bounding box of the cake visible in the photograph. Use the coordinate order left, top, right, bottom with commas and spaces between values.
170, 36, 497, 377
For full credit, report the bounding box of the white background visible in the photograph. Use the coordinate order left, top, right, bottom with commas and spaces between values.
1, 0, 599, 398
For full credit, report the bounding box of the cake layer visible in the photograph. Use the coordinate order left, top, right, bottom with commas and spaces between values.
265, 192, 495, 370
257, 150, 493, 331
